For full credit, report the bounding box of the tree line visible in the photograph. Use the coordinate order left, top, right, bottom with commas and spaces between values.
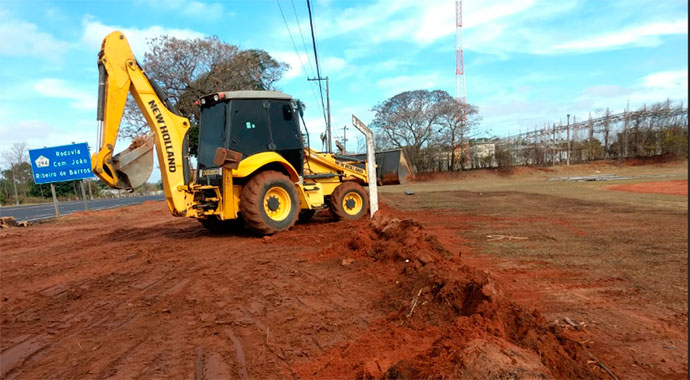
491, 100, 688, 168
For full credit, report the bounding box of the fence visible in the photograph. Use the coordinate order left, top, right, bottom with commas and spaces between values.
421, 100, 688, 171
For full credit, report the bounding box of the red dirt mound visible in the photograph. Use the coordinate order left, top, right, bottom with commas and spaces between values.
295, 215, 598, 379
606, 180, 688, 195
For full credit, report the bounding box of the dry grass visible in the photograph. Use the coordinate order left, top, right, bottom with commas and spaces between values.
380, 160, 688, 314
382, 160, 688, 210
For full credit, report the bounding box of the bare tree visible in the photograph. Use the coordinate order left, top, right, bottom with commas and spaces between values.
121, 35, 289, 155
121, 35, 238, 138
370, 90, 448, 170
435, 94, 481, 170
1, 142, 28, 205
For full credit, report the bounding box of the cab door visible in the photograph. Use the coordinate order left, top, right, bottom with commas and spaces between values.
228, 99, 271, 156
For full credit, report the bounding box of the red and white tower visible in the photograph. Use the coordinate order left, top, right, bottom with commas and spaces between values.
455, 0, 466, 103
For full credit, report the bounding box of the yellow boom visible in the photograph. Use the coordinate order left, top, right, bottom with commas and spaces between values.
92, 31, 192, 216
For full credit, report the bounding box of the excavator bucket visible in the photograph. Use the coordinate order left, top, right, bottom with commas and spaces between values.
353, 149, 414, 185
112, 134, 155, 191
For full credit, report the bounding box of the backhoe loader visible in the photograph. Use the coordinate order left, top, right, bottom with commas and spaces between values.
92, 31, 376, 234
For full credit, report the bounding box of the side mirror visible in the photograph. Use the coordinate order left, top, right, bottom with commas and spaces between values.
213, 147, 243, 170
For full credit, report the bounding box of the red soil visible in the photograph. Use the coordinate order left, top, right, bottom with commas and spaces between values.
606, 180, 688, 195
0, 199, 685, 379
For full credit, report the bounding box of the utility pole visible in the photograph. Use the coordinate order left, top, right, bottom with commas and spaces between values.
308, 76, 331, 153
326, 77, 331, 153
342, 125, 348, 153
552, 123, 556, 165
566, 114, 571, 166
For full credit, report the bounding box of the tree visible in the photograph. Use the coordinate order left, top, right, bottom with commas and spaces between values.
121, 35, 289, 156
1, 142, 28, 205
435, 94, 481, 170
370, 90, 448, 170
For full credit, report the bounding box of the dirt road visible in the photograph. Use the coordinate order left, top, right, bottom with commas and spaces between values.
1, 179, 687, 379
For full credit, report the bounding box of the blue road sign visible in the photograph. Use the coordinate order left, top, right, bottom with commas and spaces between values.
29, 142, 93, 184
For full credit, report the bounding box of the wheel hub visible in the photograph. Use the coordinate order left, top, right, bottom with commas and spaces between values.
264, 186, 291, 222
267, 196, 280, 212
342, 192, 363, 216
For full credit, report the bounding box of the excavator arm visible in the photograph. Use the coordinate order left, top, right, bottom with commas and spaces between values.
92, 31, 192, 216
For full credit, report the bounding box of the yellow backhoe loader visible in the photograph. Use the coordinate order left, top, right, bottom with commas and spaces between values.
91, 31, 377, 235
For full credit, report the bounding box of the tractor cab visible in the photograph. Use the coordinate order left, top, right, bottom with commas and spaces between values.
195, 91, 305, 182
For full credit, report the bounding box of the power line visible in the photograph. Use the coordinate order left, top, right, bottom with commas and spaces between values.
290, 0, 317, 79
275, 0, 322, 114
306, 0, 328, 129
289, 0, 324, 120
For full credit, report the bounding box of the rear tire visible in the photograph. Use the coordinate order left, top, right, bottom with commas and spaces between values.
240, 170, 299, 235
328, 182, 369, 221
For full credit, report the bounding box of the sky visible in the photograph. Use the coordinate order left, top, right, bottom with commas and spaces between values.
0, 0, 687, 175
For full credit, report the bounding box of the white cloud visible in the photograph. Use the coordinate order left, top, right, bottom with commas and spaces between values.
376, 74, 440, 96
304, 0, 684, 57
271, 51, 312, 80
0, 120, 56, 145
136, 0, 226, 21
570, 69, 688, 122
581, 85, 631, 98
304, 0, 535, 48
641, 70, 688, 90
34, 79, 95, 111
408, 0, 538, 45
474, 68, 689, 138
81, 16, 204, 58
322, 57, 348, 72
270, 52, 346, 82
580, 69, 688, 104
0, 14, 69, 60
0, 119, 97, 156
552, 19, 688, 53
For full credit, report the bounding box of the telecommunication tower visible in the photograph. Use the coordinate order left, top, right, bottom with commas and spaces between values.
455, 0, 466, 103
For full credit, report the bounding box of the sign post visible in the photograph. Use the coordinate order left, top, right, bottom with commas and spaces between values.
29, 142, 94, 218
50, 183, 59, 217
351, 115, 378, 218
80, 181, 89, 210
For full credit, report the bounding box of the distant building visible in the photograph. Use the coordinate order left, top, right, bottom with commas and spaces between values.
453, 141, 497, 169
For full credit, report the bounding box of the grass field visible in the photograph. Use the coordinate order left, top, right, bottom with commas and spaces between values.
382, 160, 688, 309
377, 159, 688, 378
384, 160, 688, 210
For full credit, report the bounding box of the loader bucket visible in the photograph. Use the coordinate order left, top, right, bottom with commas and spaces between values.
112, 134, 154, 190
353, 149, 414, 185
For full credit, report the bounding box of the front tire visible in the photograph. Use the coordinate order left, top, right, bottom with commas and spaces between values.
240, 171, 299, 235
328, 182, 369, 221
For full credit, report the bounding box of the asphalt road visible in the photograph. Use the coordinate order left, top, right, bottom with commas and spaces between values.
0, 195, 165, 222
